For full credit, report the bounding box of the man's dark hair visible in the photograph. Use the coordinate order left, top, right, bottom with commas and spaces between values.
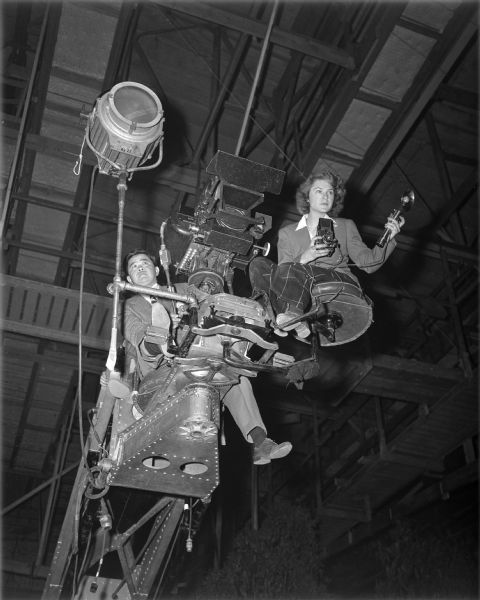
123, 249, 157, 277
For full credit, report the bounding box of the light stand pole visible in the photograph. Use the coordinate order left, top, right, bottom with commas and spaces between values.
106, 172, 128, 371
105, 172, 197, 370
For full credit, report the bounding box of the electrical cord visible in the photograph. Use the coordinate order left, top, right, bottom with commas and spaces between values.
77, 165, 98, 466
306, 236, 390, 271
345, 241, 390, 270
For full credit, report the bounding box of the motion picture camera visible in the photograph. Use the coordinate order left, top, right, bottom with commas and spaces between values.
315, 218, 338, 257
174, 151, 285, 281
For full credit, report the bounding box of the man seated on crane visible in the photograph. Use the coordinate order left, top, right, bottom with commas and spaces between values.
121, 248, 292, 466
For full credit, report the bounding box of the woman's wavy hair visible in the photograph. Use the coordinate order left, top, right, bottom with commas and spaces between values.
295, 170, 346, 217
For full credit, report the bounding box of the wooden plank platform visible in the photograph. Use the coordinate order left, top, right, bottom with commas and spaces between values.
1, 275, 113, 350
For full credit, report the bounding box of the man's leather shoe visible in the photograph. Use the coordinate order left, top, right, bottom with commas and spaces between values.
108, 371, 132, 399
253, 438, 292, 465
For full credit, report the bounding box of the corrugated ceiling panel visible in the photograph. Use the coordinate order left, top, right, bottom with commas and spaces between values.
15, 250, 60, 282
432, 103, 478, 157
34, 380, 70, 401
3, 360, 35, 393
52, 4, 119, 79
30, 154, 80, 196
17, 430, 53, 452
327, 100, 391, 159
14, 448, 47, 472
448, 41, 478, 90
46, 78, 96, 111
27, 407, 62, 426
29, 182, 75, 207
2, 139, 15, 183
311, 158, 355, 183
402, 0, 458, 33
41, 107, 85, 145
393, 388, 477, 457
361, 26, 437, 102
346, 459, 426, 499
22, 205, 71, 248
3, 409, 25, 450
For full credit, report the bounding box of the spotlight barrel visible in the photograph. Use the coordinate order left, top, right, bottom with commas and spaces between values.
87, 81, 164, 175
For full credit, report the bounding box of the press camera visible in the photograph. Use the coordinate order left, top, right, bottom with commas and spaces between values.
315, 217, 338, 256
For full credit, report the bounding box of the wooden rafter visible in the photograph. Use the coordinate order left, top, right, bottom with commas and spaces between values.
352, 2, 478, 191
425, 112, 467, 245
154, 0, 356, 68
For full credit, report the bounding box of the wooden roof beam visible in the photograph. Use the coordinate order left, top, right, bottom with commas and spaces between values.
324, 459, 478, 558
3, 341, 105, 372
258, 354, 461, 414
11, 191, 161, 236
300, 2, 407, 174
436, 83, 479, 110
434, 170, 478, 232
154, 0, 355, 69
8, 362, 41, 469
5, 239, 115, 273
352, 3, 478, 192
425, 112, 467, 245
353, 354, 462, 403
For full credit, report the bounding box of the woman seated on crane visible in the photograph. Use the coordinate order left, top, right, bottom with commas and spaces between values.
249, 169, 404, 339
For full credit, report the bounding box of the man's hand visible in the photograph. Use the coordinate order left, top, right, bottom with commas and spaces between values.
170, 313, 182, 328
175, 302, 189, 316
152, 301, 171, 328
144, 325, 169, 347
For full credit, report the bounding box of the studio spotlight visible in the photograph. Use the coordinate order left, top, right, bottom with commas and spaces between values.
85, 81, 164, 176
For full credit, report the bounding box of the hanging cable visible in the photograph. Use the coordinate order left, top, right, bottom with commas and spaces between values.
90, 529, 108, 594
77, 165, 98, 466
73, 526, 93, 598
70, 551, 79, 600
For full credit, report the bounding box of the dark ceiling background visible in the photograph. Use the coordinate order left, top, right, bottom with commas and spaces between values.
1, 1, 478, 598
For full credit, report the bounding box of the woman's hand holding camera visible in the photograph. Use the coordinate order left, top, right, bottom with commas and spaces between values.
313, 238, 333, 257
300, 238, 332, 263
